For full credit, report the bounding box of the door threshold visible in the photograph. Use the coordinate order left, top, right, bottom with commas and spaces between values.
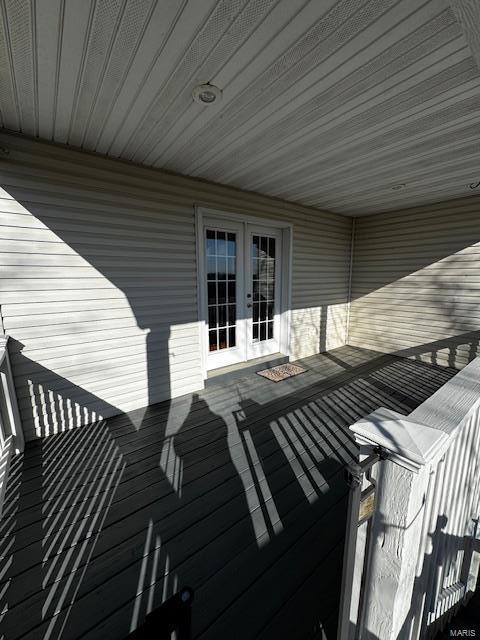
206, 353, 288, 388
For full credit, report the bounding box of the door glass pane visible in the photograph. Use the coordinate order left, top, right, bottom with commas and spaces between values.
206, 228, 237, 352
206, 229, 216, 255
252, 234, 276, 343
227, 233, 236, 256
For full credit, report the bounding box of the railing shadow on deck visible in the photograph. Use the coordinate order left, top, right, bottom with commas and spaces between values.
0, 390, 348, 638
0, 334, 465, 639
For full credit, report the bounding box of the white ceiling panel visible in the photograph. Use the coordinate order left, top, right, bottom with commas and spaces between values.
0, 0, 479, 215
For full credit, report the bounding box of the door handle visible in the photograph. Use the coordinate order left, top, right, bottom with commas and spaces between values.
247, 303, 252, 308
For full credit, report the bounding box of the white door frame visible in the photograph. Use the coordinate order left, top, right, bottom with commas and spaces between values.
195, 206, 292, 380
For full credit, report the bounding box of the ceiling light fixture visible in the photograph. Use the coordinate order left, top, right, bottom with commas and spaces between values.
192, 83, 222, 105
391, 183, 406, 190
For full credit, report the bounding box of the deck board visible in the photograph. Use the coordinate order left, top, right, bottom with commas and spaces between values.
0, 346, 456, 640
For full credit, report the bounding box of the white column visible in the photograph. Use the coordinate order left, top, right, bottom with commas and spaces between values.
350, 408, 451, 640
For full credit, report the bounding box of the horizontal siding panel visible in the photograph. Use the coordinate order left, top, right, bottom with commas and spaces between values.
0, 200, 195, 227
0, 290, 197, 306
351, 196, 480, 227
1, 298, 196, 317
350, 320, 478, 341
13, 354, 202, 400
355, 218, 480, 240
10, 346, 192, 380
0, 133, 351, 440
8, 325, 197, 348
351, 277, 480, 287
0, 252, 198, 267
352, 263, 480, 276
1, 266, 196, 280
353, 249, 480, 262
349, 196, 480, 369
11, 331, 198, 361
352, 234, 480, 252
16, 351, 197, 398
353, 286, 480, 298
3, 306, 196, 328
352, 299, 480, 313
0, 218, 196, 242
352, 309, 480, 325
0, 238, 197, 257
12, 338, 198, 381
0, 226, 195, 249
350, 289, 480, 302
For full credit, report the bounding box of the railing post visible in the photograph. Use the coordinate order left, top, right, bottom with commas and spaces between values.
338, 452, 382, 640
348, 407, 451, 640
0, 334, 24, 453
0, 334, 24, 519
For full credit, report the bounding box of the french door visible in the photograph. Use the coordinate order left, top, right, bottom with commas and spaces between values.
203, 216, 284, 371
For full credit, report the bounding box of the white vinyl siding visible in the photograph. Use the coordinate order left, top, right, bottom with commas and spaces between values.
348, 195, 480, 369
0, 133, 351, 441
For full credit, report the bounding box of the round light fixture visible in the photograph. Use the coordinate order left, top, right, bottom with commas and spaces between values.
192, 83, 222, 105
391, 183, 406, 191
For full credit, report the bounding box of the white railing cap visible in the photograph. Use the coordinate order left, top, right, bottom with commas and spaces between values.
350, 407, 451, 473
410, 357, 480, 435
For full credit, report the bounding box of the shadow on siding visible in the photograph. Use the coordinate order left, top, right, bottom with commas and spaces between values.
349, 202, 480, 368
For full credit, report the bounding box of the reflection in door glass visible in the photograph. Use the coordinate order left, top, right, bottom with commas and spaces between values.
252, 235, 275, 342
206, 229, 236, 351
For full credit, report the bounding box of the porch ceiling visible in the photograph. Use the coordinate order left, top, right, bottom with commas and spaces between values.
0, 0, 479, 215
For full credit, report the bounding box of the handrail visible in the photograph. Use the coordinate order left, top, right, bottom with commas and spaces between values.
342, 357, 480, 639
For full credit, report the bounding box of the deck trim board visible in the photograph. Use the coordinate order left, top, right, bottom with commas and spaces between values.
0, 347, 457, 640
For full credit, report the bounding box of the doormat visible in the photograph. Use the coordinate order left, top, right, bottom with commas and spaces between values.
257, 363, 306, 382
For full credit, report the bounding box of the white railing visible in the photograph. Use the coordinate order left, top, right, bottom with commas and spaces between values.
0, 335, 24, 519
340, 357, 480, 640
408, 361, 480, 638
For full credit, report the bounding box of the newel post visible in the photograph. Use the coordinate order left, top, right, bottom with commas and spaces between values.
349, 408, 451, 640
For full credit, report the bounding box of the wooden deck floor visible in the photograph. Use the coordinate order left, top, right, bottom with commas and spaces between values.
0, 347, 457, 640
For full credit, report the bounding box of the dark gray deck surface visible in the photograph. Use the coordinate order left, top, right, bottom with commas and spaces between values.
0, 346, 456, 640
